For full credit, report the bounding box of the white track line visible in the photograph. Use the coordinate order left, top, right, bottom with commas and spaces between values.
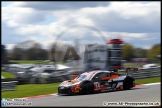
142, 82, 161, 86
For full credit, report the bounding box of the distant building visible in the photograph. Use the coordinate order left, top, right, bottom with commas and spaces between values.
66, 38, 124, 71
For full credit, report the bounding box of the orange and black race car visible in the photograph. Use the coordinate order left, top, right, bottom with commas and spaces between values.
58, 68, 138, 95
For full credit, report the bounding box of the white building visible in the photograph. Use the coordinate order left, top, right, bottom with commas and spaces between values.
65, 39, 124, 71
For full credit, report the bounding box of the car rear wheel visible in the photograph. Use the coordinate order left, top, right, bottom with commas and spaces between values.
80, 82, 93, 95
123, 78, 133, 90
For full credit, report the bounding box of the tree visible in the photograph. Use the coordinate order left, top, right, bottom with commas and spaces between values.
26, 42, 48, 60
10, 40, 49, 60
11, 45, 23, 60
141, 49, 148, 58
122, 43, 134, 61
147, 43, 161, 61
1, 45, 8, 64
134, 48, 148, 58
50, 42, 65, 62
39, 49, 48, 60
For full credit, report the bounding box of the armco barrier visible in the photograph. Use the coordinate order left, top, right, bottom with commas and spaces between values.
119, 67, 161, 79
1, 81, 18, 92
1, 78, 18, 82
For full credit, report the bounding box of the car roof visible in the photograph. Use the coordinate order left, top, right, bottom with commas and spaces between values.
87, 70, 111, 74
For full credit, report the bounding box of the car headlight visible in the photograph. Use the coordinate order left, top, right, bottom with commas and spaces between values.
59, 83, 63, 86
59, 81, 66, 86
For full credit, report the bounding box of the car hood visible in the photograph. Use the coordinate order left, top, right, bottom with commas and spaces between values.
60, 80, 81, 86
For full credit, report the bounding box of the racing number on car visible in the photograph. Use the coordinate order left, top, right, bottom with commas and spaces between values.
94, 82, 101, 90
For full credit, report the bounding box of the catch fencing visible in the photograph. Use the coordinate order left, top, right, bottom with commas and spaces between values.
2, 67, 161, 92
119, 67, 161, 79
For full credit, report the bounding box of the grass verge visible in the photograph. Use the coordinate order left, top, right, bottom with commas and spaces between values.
123, 63, 142, 68
2, 82, 61, 98
2, 77, 160, 98
10, 60, 63, 64
2, 72, 17, 78
135, 77, 161, 84
10, 60, 47, 64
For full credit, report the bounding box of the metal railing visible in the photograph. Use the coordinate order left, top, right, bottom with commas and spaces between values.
1, 81, 18, 92
1, 67, 160, 92
4, 67, 161, 85
120, 67, 161, 79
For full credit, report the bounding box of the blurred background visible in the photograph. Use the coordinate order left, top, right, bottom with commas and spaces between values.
1, 39, 161, 68
1, 2, 161, 100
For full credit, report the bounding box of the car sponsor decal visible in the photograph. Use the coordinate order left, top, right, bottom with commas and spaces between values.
71, 80, 78, 83
88, 73, 94, 76
94, 82, 101, 91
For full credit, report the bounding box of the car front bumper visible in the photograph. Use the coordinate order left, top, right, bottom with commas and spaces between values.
58, 86, 80, 95
58, 86, 74, 95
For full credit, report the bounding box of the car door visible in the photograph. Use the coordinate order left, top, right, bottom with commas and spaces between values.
92, 72, 108, 91
91, 73, 102, 91
99, 72, 112, 88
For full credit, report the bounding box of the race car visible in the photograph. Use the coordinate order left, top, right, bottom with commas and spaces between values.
58, 68, 138, 95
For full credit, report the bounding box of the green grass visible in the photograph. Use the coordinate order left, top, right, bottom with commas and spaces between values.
123, 63, 142, 68
10, 60, 45, 64
10, 60, 63, 64
2, 72, 17, 78
135, 77, 161, 84
2, 77, 160, 98
2, 82, 61, 98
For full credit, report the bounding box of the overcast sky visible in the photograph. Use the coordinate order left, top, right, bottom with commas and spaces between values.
2, 1, 161, 50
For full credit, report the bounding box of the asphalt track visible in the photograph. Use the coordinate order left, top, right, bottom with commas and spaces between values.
29, 84, 161, 106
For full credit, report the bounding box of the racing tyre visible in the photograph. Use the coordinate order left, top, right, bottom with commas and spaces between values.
80, 82, 93, 95
123, 78, 133, 90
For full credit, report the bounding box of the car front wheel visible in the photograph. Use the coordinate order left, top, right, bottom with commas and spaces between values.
123, 78, 133, 90
80, 82, 93, 95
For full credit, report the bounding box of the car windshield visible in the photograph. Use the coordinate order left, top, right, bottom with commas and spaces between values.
75, 73, 93, 81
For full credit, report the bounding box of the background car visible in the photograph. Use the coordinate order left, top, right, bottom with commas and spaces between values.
29, 64, 73, 83
142, 63, 159, 69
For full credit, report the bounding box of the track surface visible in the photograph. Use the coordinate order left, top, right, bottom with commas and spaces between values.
29, 84, 160, 106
